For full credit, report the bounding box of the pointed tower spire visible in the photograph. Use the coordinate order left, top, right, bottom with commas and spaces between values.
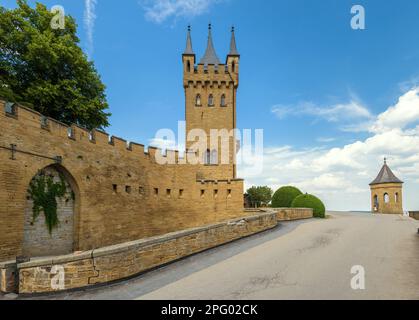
199, 23, 221, 65
228, 26, 239, 56
184, 25, 194, 55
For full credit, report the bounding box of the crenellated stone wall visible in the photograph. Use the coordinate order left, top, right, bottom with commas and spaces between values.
0, 100, 245, 262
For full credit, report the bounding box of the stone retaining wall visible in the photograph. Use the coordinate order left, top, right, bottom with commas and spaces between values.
6, 212, 277, 294
270, 208, 313, 221
410, 211, 419, 220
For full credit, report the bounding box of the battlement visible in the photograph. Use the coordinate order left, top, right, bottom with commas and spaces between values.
0, 99, 199, 165
183, 63, 238, 88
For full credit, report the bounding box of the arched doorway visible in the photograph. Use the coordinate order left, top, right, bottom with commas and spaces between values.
373, 195, 379, 211
23, 165, 78, 257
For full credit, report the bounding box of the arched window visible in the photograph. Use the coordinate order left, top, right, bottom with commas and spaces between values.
220, 94, 226, 107
395, 193, 399, 203
232, 61, 236, 73
373, 195, 379, 210
208, 94, 214, 107
195, 94, 202, 106
384, 193, 390, 204
210, 149, 218, 165
204, 149, 211, 165
187, 61, 191, 72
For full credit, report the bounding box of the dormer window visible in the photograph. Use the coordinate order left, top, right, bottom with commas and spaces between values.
220, 94, 226, 107
195, 94, 202, 107
208, 94, 214, 107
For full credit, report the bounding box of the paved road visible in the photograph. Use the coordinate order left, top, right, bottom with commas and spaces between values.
8, 212, 419, 300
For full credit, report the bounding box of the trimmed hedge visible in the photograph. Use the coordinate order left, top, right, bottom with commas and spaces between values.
291, 194, 326, 218
271, 186, 303, 208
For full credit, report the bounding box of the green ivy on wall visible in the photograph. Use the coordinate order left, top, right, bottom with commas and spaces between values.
28, 171, 67, 234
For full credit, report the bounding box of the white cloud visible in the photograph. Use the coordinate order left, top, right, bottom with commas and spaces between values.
140, 0, 224, 23
84, 0, 97, 58
371, 87, 419, 133
271, 100, 373, 131
244, 88, 419, 211
316, 137, 336, 143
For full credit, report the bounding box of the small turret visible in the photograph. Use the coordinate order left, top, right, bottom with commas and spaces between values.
228, 26, 239, 56
182, 25, 195, 73
370, 158, 404, 214
226, 26, 240, 84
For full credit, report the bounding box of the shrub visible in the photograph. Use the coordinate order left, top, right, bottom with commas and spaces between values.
291, 194, 326, 218
271, 186, 303, 208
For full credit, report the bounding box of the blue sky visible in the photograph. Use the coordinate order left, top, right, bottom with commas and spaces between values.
4, 0, 419, 210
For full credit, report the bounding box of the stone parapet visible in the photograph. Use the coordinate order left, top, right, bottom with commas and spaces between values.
16, 212, 276, 294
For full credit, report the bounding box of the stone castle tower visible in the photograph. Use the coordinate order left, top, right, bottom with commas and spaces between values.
370, 158, 404, 214
182, 25, 240, 180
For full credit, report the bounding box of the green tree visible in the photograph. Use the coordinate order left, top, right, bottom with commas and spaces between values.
272, 186, 303, 208
292, 194, 326, 218
0, 0, 110, 129
246, 186, 273, 208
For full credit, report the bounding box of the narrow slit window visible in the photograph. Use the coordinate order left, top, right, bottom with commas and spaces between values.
208, 94, 214, 107
67, 127, 74, 138
221, 94, 226, 107
41, 116, 48, 128
211, 149, 218, 165
196, 94, 202, 107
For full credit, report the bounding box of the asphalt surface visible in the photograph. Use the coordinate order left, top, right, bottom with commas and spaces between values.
4, 212, 419, 300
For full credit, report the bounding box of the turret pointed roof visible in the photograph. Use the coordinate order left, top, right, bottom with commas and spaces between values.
199, 24, 221, 65
183, 25, 194, 55
228, 26, 239, 56
370, 158, 403, 185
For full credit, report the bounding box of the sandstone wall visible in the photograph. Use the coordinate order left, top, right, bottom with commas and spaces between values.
370, 183, 403, 215
270, 208, 313, 221
13, 212, 276, 294
183, 62, 239, 180
409, 212, 419, 220
0, 100, 245, 262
